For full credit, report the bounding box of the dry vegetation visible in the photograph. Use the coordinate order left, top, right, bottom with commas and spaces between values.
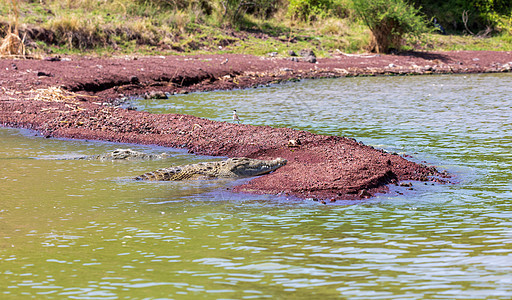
0, 0, 27, 57
0, 32, 26, 57
0, 0, 369, 56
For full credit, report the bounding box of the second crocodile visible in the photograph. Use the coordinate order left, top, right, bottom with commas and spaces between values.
135, 157, 287, 181
74, 148, 170, 160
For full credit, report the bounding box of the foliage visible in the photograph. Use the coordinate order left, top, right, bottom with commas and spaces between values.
412, 0, 512, 34
463, 0, 512, 34
352, 0, 429, 53
217, 0, 281, 24
287, 0, 331, 21
135, 0, 211, 11
287, 0, 352, 22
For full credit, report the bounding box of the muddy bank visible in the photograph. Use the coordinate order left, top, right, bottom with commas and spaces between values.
1, 51, 511, 99
1, 51, 510, 200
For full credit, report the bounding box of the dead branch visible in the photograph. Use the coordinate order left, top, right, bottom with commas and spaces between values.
462, 10, 475, 35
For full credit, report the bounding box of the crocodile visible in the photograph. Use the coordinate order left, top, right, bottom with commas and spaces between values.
74, 148, 170, 160
135, 157, 287, 181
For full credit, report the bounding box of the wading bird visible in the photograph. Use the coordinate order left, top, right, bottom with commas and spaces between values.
232, 110, 241, 124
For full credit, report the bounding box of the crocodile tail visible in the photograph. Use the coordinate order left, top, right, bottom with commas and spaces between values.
154, 169, 173, 181
134, 168, 181, 181
134, 172, 156, 181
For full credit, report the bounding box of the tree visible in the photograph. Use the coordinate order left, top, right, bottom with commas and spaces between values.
352, 0, 428, 53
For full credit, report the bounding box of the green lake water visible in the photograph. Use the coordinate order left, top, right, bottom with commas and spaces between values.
1, 73, 511, 299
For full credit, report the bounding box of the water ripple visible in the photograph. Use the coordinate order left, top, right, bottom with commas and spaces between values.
1, 73, 512, 298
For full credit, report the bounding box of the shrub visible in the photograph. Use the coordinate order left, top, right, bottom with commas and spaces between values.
412, 0, 511, 35
352, 0, 429, 53
218, 0, 280, 24
134, 0, 210, 11
287, 0, 332, 22
287, 0, 352, 22
470, 0, 512, 34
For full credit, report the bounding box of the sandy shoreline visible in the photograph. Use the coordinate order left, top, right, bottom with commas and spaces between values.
1, 51, 510, 200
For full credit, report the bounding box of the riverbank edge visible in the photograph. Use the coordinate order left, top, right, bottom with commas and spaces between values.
1, 51, 510, 201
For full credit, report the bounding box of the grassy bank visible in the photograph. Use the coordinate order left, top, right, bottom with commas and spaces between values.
1, 0, 511, 57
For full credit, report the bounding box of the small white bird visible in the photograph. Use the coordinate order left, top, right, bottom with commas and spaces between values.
221, 58, 229, 65
232, 110, 241, 124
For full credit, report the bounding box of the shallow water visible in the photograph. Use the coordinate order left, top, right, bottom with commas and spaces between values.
1, 73, 511, 299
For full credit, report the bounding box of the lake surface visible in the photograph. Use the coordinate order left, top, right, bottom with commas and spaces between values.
1, 73, 511, 299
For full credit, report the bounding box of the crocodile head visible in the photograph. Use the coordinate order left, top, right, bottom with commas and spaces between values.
108, 149, 145, 159
223, 157, 287, 177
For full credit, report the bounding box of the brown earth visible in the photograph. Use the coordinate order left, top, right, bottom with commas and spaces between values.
1, 51, 511, 201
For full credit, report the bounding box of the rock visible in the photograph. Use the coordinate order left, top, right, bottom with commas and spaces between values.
130, 76, 140, 84
299, 49, 316, 58
37, 71, 52, 77
304, 55, 317, 63
267, 52, 278, 57
145, 91, 167, 99
298, 49, 317, 63
501, 63, 511, 71
288, 50, 297, 56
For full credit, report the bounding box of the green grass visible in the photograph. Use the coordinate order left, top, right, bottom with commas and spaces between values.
425, 33, 512, 51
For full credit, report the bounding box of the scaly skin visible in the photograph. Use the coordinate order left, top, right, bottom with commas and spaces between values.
75, 148, 170, 160
135, 157, 287, 181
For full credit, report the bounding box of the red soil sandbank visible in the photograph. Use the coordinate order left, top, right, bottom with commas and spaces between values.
1, 51, 510, 200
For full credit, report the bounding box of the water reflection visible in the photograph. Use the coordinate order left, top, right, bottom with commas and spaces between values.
1, 73, 512, 299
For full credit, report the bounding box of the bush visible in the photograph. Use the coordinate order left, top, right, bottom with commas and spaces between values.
287, 0, 332, 22
412, 0, 512, 35
134, 0, 210, 10
352, 0, 428, 53
330, 0, 352, 19
213, 0, 281, 25
287, 0, 351, 22
466, 0, 512, 34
